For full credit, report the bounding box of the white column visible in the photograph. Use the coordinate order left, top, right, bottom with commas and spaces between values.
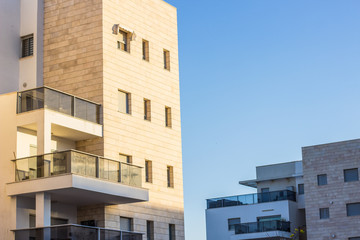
35, 192, 51, 227
37, 113, 51, 155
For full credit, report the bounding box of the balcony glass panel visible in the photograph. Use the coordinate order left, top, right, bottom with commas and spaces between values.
234, 220, 291, 234
17, 87, 101, 123
14, 150, 142, 188
207, 190, 296, 209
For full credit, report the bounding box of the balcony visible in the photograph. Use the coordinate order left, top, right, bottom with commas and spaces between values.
8, 150, 148, 205
207, 190, 296, 209
235, 220, 291, 234
17, 86, 101, 124
13, 224, 142, 240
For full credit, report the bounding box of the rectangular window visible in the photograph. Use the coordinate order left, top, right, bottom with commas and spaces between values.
142, 40, 149, 61
347, 203, 360, 216
228, 218, 240, 231
118, 90, 131, 114
144, 99, 151, 121
169, 224, 175, 240
147, 221, 154, 240
344, 168, 359, 182
298, 184, 304, 195
349, 237, 360, 240
164, 49, 170, 70
120, 217, 133, 231
319, 208, 330, 219
167, 166, 174, 188
145, 160, 153, 183
119, 154, 132, 164
118, 30, 129, 52
21, 34, 34, 58
165, 106, 172, 128
317, 174, 327, 186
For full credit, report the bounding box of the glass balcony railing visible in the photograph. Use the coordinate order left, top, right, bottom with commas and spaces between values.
17, 86, 101, 123
235, 220, 291, 234
14, 224, 143, 240
207, 190, 296, 209
14, 150, 142, 188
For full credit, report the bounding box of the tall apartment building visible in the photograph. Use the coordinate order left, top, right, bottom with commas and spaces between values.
206, 139, 360, 240
0, 0, 184, 240
206, 161, 306, 240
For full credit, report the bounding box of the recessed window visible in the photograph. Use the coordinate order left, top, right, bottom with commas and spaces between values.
169, 224, 175, 240
119, 154, 132, 164
147, 221, 154, 240
144, 99, 151, 121
344, 168, 359, 182
319, 208, 329, 219
142, 40, 149, 61
118, 90, 131, 114
145, 160, 153, 183
347, 203, 360, 216
165, 106, 172, 128
163, 49, 170, 70
298, 184, 304, 195
349, 237, 360, 240
228, 218, 240, 231
120, 217, 133, 231
167, 166, 174, 188
118, 30, 129, 52
317, 174, 327, 186
21, 34, 34, 58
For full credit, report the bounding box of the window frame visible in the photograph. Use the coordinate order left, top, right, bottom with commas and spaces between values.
165, 106, 172, 128
144, 99, 151, 121
120, 216, 133, 231
319, 208, 330, 219
142, 39, 149, 61
344, 168, 359, 182
118, 30, 130, 52
317, 174, 328, 186
118, 90, 131, 114
145, 160, 153, 183
167, 165, 174, 188
21, 34, 34, 58
163, 49, 170, 70
347, 203, 360, 217
298, 184, 304, 195
119, 153, 132, 164
146, 220, 154, 240
169, 224, 176, 240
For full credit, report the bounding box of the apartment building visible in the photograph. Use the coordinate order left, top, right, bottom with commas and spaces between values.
206, 139, 360, 240
0, 0, 184, 240
206, 161, 305, 240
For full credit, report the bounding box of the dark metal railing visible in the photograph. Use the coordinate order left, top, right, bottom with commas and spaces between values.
17, 86, 101, 124
235, 220, 291, 234
14, 150, 142, 188
207, 190, 296, 209
13, 224, 143, 240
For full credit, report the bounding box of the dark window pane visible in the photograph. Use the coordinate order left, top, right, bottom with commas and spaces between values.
347, 203, 360, 216
344, 168, 359, 182
317, 174, 327, 186
320, 208, 329, 219
298, 184, 304, 195
228, 218, 240, 231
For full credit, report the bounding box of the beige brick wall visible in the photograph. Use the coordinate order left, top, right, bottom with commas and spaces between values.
43, 0, 184, 239
303, 139, 360, 240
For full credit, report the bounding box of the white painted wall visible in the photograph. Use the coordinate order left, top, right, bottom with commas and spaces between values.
0, 0, 20, 94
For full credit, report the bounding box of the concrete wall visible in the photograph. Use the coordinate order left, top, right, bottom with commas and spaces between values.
0, 0, 20, 94
303, 139, 360, 240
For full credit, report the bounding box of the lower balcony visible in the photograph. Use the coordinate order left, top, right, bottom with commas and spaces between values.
233, 220, 291, 240
13, 224, 142, 240
7, 150, 148, 205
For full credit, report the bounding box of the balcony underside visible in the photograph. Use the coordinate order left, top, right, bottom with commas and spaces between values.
7, 174, 149, 205
232, 231, 292, 240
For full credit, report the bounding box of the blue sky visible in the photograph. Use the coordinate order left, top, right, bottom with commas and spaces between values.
165, 1, 360, 239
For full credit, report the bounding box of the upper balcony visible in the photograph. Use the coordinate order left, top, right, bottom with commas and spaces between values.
17, 86, 101, 124
7, 150, 148, 205
207, 190, 296, 209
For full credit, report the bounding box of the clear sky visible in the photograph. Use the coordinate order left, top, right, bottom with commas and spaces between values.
165, 1, 360, 239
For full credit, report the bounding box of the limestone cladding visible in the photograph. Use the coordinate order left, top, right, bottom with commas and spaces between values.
43, 0, 184, 239
302, 139, 360, 240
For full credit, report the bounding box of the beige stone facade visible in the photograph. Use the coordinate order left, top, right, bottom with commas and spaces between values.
43, 0, 184, 239
303, 139, 360, 240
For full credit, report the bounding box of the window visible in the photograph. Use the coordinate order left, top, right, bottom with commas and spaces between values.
145, 160, 153, 183
167, 166, 174, 188
344, 168, 359, 182
165, 106, 172, 128
118, 30, 129, 52
169, 224, 175, 240
163, 49, 170, 70
228, 218, 240, 231
347, 203, 360, 216
144, 99, 151, 121
349, 237, 360, 240
21, 34, 34, 58
120, 217, 133, 231
298, 184, 304, 195
142, 40, 149, 61
118, 90, 131, 114
319, 208, 329, 219
317, 174, 327, 186
119, 154, 132, 164
147, 221, 154, 240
